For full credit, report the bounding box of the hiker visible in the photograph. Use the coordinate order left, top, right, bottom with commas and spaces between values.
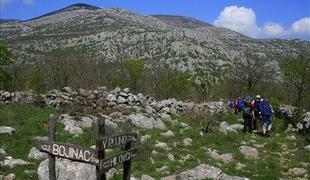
233, 98, 239, 114
260, 99, 273, 137
227, 99, 232, 108
242, 96, 254, 133
235, 97, 244, 114
253, 95, 262, 131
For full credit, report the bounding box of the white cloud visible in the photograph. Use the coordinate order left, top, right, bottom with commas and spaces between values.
263, 22, 286, 37
291, 17, 310, 37
213, 6, 309, 40
213, 6, 261, 38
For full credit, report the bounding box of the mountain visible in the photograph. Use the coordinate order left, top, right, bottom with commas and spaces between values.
151, 15, 212, 28
0, 3, 309, 73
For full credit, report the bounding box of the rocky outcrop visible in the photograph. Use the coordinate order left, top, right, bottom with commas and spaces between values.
176, 164, 248, 180
0, 126, 16, 135
0, 156, 32, 168
37, 158, 116, 180
0, 90, 35, 104
28, 147, 48, 160
219, 122, 243, 133
206, 149, 233, 164
239, 146, 258, 159
276, 105, 297, 118
129, 113, 166, 129
297, 112, 310, 133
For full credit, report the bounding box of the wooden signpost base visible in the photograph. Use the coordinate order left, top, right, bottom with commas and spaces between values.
39, 114, 138, 180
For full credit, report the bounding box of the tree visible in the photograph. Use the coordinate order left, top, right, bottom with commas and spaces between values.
123, 59, 145, 92
280, 52, 310, 107
26, 65, 47, 93
0, 43, 12, 90
226, 52, 277, 95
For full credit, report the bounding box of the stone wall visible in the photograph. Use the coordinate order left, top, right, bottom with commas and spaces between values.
0, 87, 226, 116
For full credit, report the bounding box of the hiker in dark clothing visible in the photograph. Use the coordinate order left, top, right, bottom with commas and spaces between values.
253, 95, 262, 131
242, 97, 254, 133
260, 99, 273, 137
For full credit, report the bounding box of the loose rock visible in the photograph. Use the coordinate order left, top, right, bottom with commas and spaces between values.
0, 126, 16, 135
183, 138, 192, 146
239, 146, 258, 159
0, 156, 31, 168
28, 147, 48, 160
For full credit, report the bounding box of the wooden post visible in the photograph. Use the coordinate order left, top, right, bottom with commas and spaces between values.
95, 115, 106, 180
123, 119, 132, 180
48, 114, 56, 180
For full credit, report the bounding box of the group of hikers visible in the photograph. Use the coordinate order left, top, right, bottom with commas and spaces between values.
228, 95, 273, 137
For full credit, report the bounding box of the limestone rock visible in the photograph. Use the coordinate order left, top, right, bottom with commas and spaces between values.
277, 105, 296, 118
0, 147, 6, 155
106, 94, 117, 102
37, 158, 116, 180
129, 113, 166, 129
285, 135, 296, 140
117, 96, 127, 104
168, 153, 175, 161
141, 134, 151, 143
177, 164, 222, 179
177, 164, 248, 180
58, 114, 83, 135
156, 165, 169, 174
288, 168, 307, 176
79, 116, 94, 128
219, 122, 237, 133
239, 146, 258, 159
297, 112, 310, 132
0, 156, 31, 168
28, 147, 48, 160
161, 130, 175, 137
0, 126, 16, 135
183, 138, 192, 146
160, 175, 177, 180
141, 174, 156, 180
155, 142, 169, 151
206, 149, 233, 163
304, 145, 310, 151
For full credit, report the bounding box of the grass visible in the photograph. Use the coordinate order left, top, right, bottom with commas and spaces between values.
1, 104, 309, 179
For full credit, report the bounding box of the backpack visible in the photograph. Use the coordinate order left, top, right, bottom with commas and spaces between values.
243, 107, 252, 116
260, 100, 272, 116
242, 98, 253, 116
253, 100, 261, 112
237, 99, 244, 109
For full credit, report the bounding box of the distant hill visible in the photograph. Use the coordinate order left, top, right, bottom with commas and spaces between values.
0, 3, 309, 74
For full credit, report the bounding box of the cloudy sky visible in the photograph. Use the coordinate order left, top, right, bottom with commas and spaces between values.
0, 0, 309, 40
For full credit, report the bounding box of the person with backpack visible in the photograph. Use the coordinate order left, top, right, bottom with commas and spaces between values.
253, 95, 262, 131
233, 98, 239, 114
260, 99, 273, 137
237, 97, 244, 113
242, 96, 254, 133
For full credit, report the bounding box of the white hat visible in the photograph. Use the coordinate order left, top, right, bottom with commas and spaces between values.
256, 95, 261, 99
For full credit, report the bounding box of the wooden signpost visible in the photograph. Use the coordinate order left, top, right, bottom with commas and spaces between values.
38, 114, 138, 180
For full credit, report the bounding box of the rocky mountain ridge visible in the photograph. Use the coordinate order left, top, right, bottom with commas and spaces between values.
1, 3, 309, 75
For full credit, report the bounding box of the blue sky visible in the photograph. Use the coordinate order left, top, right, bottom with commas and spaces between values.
1, 0, 309, 39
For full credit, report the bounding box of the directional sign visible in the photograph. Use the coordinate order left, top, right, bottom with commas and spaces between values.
38, 140, 99, 165
100, 148, 138, 172
95, 132, 138, 149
